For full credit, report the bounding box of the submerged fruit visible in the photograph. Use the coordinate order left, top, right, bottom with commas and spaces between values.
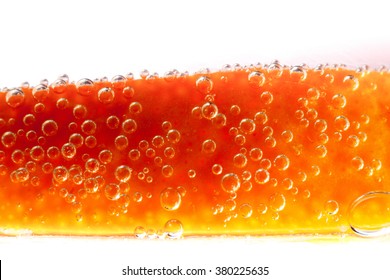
0, 62, 390, 238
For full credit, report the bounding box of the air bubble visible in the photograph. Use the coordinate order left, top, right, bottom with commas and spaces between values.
85, 136, 97, 148
32, 84, 49, 101
314, 119, 327, 133
14, 167, 30, 183
315, 145, 327, 158
166, 129, 181, 144
163, 146, 175, 158
84, 177, 98, 193
347, 135, 360, 148
99, 150, 113, 164
51, 79, 67, 94
281, 130, 293, 143
202, 139, 216, 154
268, 193, 286, 212
230, 105, 241, 116
281, 178, 293, 190
212, 113, 227, 128
81, 120, 97, 135
254, 169, 270, 184
162, 164, 174, 178
129, 102, 143, 115
160, 187, 182, 211
128, 149, 141, 161
53, 166, 69, 184
248, 71, 265, 87
104, 183, 120, 200
85, 158, 100, 173
274, 154, 290, 171
260, 91, 273, 105
221, 173, 240, 193
343, 75, 359, 91
41, 120, 58, 137
324, 200, 339, 215
73, 105, 88, 119
76, 78, 94, 96
201, 102, 218, 119
122, 119, 137, 134
234, 134, 246, 146
11, 150, 25, 165
239, 118, 256, 135
307, 88, 320, 101
6, 88, 25, 108
1, 131, 17, 148
233, 153, 247, 168
249, 148, 263, 161
98, 87, 115, 104
239, 204, 253, 218
164, 219, 183, 239
30, 146, 45, 161
331, 94, 347, 109
212, 164, 223, 175
290, 65, 307, 81
61, 143, 77, 159
196, 76, 213, 94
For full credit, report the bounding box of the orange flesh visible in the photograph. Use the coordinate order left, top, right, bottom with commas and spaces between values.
0, 64, 390, 237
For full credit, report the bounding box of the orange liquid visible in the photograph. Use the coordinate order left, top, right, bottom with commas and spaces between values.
0, 63, 389, 237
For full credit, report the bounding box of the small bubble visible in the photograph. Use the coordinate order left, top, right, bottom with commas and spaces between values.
164, 219, 183, 239
347, 135, 360, 148
104, 183, 120, 200
188, 169, 196, 178
73, 105, 88, 119
249, 148, 263, 161
11, 150, 25, 165
325, 73, 334, 83
212, 164, 223, 175
234, 134, 246, 146
160, 187, 182, 211
23, 114, 36, 127
30, 146, 45, 161
115, 135, 128, 151
53, 166, 69, 184
97, 87, 115, 104
76, 78, 95, 96
254, 111, 268, 125
260, 91, 273, 105
98, 150, 113, 164
201, 102, 218, 120
274, 154, 290, 171
225, 199, 236, 211
42, 162, 53, 174
128, 149, 141, 161
290, 65, 307, 81
239, 119, 256, 135
315, 145, 327, 158
151, 135, 164, 148
281, 178, 293, 190
161, 121, 172, 132
239, 203, 253, 218
1, 131, 17, 148
61, 143, 77, 159
257, 203, 268, 215
314, 119, 327, 133
81, 120, 97, 135
221, 173, 240, 193
264, 136, 276, 148
84, 178, 98, 193
51, 79, 67, 94
233, 153, 247, 168
269, 193, 286, 212
202, 139, 216, 154
295, 110, 304, 120
85, 136, 97, 148
162, 164, 174, 178
281, 130, 293, 143
254, 169, 270, 184
324, 200, 339, 215
32, 84, 49, 101
6, 88, 25, 108
196, 76, 213, 94
85, 158, 100, 173
248, 71, 265, 87
371, 159, 382, 171
230, 105, 241, 116
212, 113, 227, 128
343, 75, 359, 91
166, 129, 181, 144
134, 226, 146, 238
331, 94, 347, 109
34, 103, 45, 113
129, 102, 143, 115
145, 148, 156, 158
163, 146, 175, 158
41, 120, 58, 137
307, 87, 320, 101
56, 98, 69, 110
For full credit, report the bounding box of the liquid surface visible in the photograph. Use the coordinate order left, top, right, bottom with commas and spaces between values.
1, 63, 390, 238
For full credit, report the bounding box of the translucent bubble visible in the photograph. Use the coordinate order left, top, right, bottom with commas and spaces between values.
260, 91, 273, 105
315, 145, 327, 158
307, 87, 320, 101
371, 159, 382, 171
145, 148, 156, 158
202, 139, 216, 154
254, 168, 270, 184
274, 154, 290, 171
290, 65, 307, 81
257, 203, 268, 215
1, 131, 17, 148
163, 146, 175, 158
162, 164, 174, 178
343, 75, 359, 91
249, 148, 263, 161
11, 150, 25, 165
164, 219, 183, 239
331, 94, 347, 109
196, 76, 213, 94
98, 149, 113, 164
85, 136, 97, 148
129, 102, 143, 115
120, 119, 137, 134
42, 162, 53, 174
34, 103, 45, 113
50, 79, 67, 94
187, 169, 196, 178
221, 173, 240, 193
306, 108, 318, 120
281, 130, 293, 143
76, 78, 94, 96
30, 146, 45, 161
212, 164, 223, 175
239, 203, 253, 218
161, 121, 172, 132
314, 119, 327, 133
128, 149, 141, 161
334, 116, 350, 131
41, 120, 58, 137
234, 134, 246, 146
212, 113, 227, 128
254, 111, 268, 125
324, 200, 339, 215
241, 180, 252, 192
233, 153, 247, 168
201, 102, 218, 119
166, 129, 181, 144
160, 187, 182, 211
248, 71, 265, 87
14, 167, 30, 183
269, 193, 286, 212
97, 87, 115, 104
61, 143, 77, 159
121, 86, 135, 99
84, 177, 98, 193
81, 120, 97, 135
264, 136, 276, 148
85, 158, 99, 173
53, 166, 69, 184
6, 88, 25, 108
104, 183, 120, 201
134, 226, 146, 238
239, 118, 256, 135
281, 178, 293, 190
347, 135, 360, 148
151, 135, 164, 148
73, 104, 88, 119
230, 105, 241, 116
32, 84, 49, 101
351, 156, 364, 171
225, 199, 236, 211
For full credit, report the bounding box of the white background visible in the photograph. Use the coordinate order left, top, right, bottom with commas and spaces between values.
1, 0, 390, 279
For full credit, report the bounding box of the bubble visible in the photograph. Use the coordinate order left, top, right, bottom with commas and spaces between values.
221, 173, 240, 193
315, 145, 327, 158
351, 156, 364, 171
249, 148, 263, 161
85, 158, 100, 173
42, 162, 53, 174
290, 65, 307, 81
307, 87, 320, 101
163, 146, 175, 158
30, 146, 45, 161
134, 226, 146, 238
145, 148, 156, 158
32, 84, 49, 101
325, 73, 334, 83
61, 143, 77, 159
212, 113, 227, 128
76, 78, 94, 96
224, 199, 236, 212
1, 131, 17, 148
81, 120, 97, 135
160, 187, 182, 211
239, 203, 253, 218
196, 76, 213, 94
84, 177, 99, 193
295, 110, 304, 119
333, 116, 350, 133
51, 79, 67, 94
239, 118, 256, 135
371, 159, 382, 171
324, 200, 339, 215
162, 164, 174, 178
260, 91, 273, 105
234, 134, 246, 146
202, 139, 216, 154
128, 149, 141, 161
264, 136, 276, 148
13, 167, 30, 183
52, 166, 69, 184
58, 188, 68, 198
21, 114, 35, 127
164, 219, 183, 239
331, 94, 347, 109
343, 75, 359, 91
41, 120, 58, 136
34, 103, 45, 113
201, 102, 218, 119
257, 203, 268, 215
122, 86, 135, 99
11, 150, 25, 165
230, 105, 241, 116
6, 88, 25, 108
73, 104, 88, 119
274, 154, 290, 171
212, 164, 223, 175
281, 130, 293, 143
314, 119, 327, 133
248, 71, 265, 87
233, 153, 247, 168
281, 178, 293, 190
98, 149, 113, 164
347, 135, 360, 148
166, 129, 181, 144
187, 169, 196, 179
161, 121, 172, 132
268, 193, 286, 212
150, 135, 164, 148
191, 106, 202, 119
104, 183, 120, 201
85, 136, 97, 148
306, 108, 318, 120
129, 102, 143, 115
254, 169, 270, 184
263, 126, 273, 136
97, 87, 115, 104
241, 180, 252, 192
